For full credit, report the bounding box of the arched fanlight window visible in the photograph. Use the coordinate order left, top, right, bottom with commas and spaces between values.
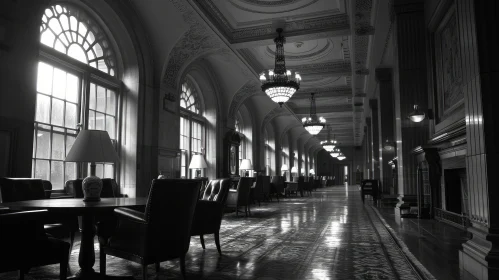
40, 4, 116, 76
33, 3, 120, 189
180, 81, 200, 114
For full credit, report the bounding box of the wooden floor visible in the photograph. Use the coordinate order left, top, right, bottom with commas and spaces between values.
1, 186, 456, 280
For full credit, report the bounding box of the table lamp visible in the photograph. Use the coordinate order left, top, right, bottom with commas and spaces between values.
189, 154, 208, 178
240, 159, 253, 177
281, 164, 289, 180
309, 169, 315, 175
301, 168, 305, 176
291, 166, 298, 176
65, 130, 119, 202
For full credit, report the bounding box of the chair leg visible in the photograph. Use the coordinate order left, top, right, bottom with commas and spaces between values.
100, 250, 106, 275
214, 232, 222, 255
155, 262, 160, 273
68, 230, 75, 275
200, 234, 206, 249
180, 255, 187, 279
142, 264, 147, 280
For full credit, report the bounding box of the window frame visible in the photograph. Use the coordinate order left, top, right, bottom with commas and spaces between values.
33, 42, 122, 190
179, 82, 206, 179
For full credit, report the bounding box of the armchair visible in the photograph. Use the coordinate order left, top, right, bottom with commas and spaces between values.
269, 176, 284, 202
226, 177, 253, 217
191, 178, 230, 255
0, 210, 70, 280
252, 176, 264, 206
261, 176, 271, 201
0, 178, 77, 261
100, 179, 200, 280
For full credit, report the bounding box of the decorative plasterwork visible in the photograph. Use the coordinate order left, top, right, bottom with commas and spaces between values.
294, 61, 350, 75
280, 123, 303, 145
163, 0, 224, 88
229, 0, 321, 14
195, 0, 349, 44
227, 79, 261, 120
265, 39, 332, 60
261, 107, 289, 134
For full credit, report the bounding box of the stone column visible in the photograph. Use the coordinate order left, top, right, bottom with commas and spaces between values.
376, 68, 396, 194
459, 0, 499, 278
393, 0, 429, 210
369, 99, 381, 181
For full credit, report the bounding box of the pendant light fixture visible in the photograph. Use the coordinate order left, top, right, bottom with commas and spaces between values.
408, 105, 426, 122
260, 28, 301, 106
330, 147, 340, 158
320, 126, 336, 152
383, 138, 395, 151
337, 152, 346, 161
302, 93, 326, 135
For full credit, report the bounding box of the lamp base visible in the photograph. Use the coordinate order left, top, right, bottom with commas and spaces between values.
82, 176, 103, 202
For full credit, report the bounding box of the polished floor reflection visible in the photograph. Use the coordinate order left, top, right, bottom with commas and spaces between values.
2, 186, 432, 279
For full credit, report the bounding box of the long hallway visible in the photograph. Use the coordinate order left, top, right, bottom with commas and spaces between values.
10, 186, 440, 280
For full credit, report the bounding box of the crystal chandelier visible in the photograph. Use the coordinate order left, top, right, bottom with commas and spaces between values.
260, 28, 301, 106
337, 152, 346, 161
302, 93, 325, 135
320, 126, 336, 152
330, 147, 340, 158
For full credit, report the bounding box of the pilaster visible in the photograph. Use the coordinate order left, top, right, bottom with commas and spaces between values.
376, 68, 396, 194
369, 99, 381, 181
393, 0, 429, 209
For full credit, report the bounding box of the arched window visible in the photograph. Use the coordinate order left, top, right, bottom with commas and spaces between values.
180, 81, 200, 114
179, 80, 205, 178
33, 3, 120, 189
40, 4, 116, 76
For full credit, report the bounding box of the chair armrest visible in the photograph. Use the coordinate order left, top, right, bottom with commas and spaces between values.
0, 209, 48, 222
196, 200, 223, 213
229, 189, 237, 193
114, 207, 147, 224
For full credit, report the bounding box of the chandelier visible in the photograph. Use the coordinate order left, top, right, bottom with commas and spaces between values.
302, 93, 325, 135
337, 152, 346, 161
260, 28, 301, 106
320, 126, 336, 152
330, 147, 340, 158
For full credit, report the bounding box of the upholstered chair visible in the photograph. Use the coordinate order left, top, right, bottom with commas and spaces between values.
252, 176, 264, 206
100, 179, 201, 280
261, 176, 271, 200
269, 176, 285, 202
190, 178, 231, 254
226, 177, 253, 217
0, 210, 70, 280
0, 178, 77, 265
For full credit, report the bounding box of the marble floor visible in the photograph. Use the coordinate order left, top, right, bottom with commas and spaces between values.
1, 186, 444, 280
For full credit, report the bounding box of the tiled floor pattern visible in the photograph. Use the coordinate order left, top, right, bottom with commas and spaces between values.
2, 186, 428, 279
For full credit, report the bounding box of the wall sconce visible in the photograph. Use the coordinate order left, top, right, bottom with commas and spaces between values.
407, 105, 433, 123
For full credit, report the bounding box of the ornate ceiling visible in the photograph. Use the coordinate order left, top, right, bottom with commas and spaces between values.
193, 0, 374, 146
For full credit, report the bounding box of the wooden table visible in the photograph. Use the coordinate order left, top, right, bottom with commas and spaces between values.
0, 197, 147, 279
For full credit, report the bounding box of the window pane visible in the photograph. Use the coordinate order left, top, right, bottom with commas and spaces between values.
35, 160, 50, 180
65, 103, 77, 128
66, 73, 78, 103
51, 161, 64, 189
88, 110, 95, 129
106, 115, 115, 139
37, 62, 53, 94
51, 99, 64, 126
104, 164, 114, 179
51, 131, 65, 160
106, 90, 116, 115
35, 94, 51, 123
89, 83, 96, 110
65, 162, 76, 183
53, 68, 66, 99
66, 134, 76, 156
95, 112, 105, 130
96, 85, 106, 112
36, 130, 50, 159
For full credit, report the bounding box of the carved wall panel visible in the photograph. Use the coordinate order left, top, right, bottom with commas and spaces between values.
434, 4, 464, 122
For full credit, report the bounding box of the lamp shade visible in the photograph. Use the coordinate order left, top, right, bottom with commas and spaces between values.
309, 169, 315, 174
65, 130, 119, 163
301, 168, 305, 174
291, 166, 298, 173
240, 159, 253, 170
188, 154, 208, 169
281, 164, 289, 171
